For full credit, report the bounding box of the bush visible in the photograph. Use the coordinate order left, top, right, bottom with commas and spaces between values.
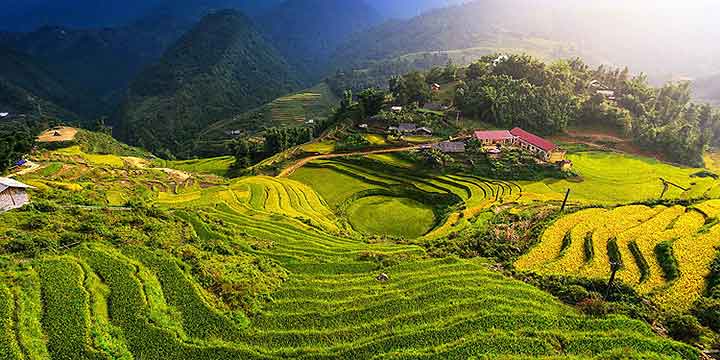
577, 294, 608, 317
692, 297, 720, 332
557, 285, 590, 304
664, 313, 703, 343
583, 232, 594, 261
655, 241, 680, 281
607, 238, 622, 268
30, 199, 59, 213
629, 241, 650, 282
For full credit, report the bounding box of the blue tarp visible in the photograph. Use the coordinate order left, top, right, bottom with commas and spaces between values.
15, 159, 26, 166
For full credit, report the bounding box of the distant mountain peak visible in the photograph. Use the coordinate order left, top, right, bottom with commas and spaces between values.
117, 9, 300, 158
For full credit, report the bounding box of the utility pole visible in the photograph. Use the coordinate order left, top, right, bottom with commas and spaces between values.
605, 261, 621, 300
560, 189, 570, 211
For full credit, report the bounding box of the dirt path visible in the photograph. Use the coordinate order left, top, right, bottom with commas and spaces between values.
278, 145, 422, 177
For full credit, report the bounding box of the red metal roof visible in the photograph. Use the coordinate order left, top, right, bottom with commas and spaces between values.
474, 130, 514, 141
510, 127, 556, 152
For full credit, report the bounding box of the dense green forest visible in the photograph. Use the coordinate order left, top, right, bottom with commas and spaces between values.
0, 119, 42, 173
115, 10, 301, 159
385, 54, 719, 167
0, 47, 82, 122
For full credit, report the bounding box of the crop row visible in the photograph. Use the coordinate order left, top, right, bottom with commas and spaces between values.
518, 202, 720, 309
0, 285, 21, 360
37, 258, 110, 360
77, 245, 268, 359
515, 208, 608, 270
122, 246, 248, 341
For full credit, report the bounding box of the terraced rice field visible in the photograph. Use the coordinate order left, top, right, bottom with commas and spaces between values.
347, 196, 436, 238
519, 151, 716, 204
290, 158, 522, 238
0, 172, 699, 359
516, 200, 720, 310
6, 143, 720, 358
268, 84, 337, 126
155, 156, 234, 177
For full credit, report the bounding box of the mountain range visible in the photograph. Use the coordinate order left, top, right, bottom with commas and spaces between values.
2, 0, 719, 159
114, 10, 300, 158
257, 0, 382, 82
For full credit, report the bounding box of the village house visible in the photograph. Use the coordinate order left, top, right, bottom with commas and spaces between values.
388, 123, 433, 136
431, 83, 441, 92
398, 123, 417, 133
391, 106, 403, 112
474, 130, 515, 146
433, 141, 465, 153
510, 127, 557, 161
415, 127, 433, 136
0, 178, 34, 213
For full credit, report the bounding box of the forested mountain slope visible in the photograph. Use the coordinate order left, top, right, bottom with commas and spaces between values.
0, 47, 80, 121
331, 1, 577, 71
116, 10, 300, 159
0, 15, 195, 112
258, 0, 382, 82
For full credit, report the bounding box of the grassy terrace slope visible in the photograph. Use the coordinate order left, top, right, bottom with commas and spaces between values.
0, 144, 700, 358
521, 151, 715, 204
198, 83, 338, 151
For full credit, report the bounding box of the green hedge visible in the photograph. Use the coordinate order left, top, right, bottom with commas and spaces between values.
584, 232, 595, 262
607, 238, 622, 268
560, 232, 572, 253
655, 241, 680, 281
629, 241, 650, 282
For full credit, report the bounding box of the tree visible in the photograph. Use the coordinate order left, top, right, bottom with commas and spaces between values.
0, 121, 36, 173
228, 138, 257, 168
341, 90, 353, 111
390, 72, 431, 107
357, 88, 386, 119
420, 148, 454, 169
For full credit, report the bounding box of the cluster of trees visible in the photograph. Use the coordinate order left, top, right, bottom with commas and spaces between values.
450, 54, 720, 166
0, 120, 38, 173
230, 116, 338, 169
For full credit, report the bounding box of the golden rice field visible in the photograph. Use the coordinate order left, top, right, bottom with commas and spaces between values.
516, 200, 720, 310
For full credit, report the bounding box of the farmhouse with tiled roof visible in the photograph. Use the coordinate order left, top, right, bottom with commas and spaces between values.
474, 130, 515, 145
510, 127, 557, 161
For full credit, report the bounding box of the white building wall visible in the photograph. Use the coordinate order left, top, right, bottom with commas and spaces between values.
0, 188, 29, 212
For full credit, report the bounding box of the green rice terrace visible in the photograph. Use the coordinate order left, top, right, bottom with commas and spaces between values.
3, 134, 720, 359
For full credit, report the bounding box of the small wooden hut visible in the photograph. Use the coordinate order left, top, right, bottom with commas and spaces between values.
0, 178, 34, 212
